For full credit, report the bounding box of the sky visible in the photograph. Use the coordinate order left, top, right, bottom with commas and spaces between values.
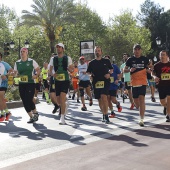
0, 0, 170, 22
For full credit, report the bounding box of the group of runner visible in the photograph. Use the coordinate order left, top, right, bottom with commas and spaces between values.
0, 43, 170, 126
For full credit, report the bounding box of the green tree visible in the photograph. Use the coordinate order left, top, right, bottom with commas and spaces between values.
58, 3, 107, 60
102, 10, 151, 65
137, 0, 164, 53
7, 25, 51, 67
21, 0, 76, 53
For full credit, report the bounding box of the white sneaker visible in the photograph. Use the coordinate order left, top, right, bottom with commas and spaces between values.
59, 115, 66, 125
139, 119, 144, 127
59, 119, 66, 125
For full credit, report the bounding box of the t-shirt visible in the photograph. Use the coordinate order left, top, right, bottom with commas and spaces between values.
109, 64, 121, 90
14, 58, 39, 84
70, 67, 79, 82
126, 56, 149, 86
87, 58, 113, 84
153, 61, 170, 87
49, 56, 72, 81
78, 63, 90, 81
120, 62, 130, 82
0, 61, 11, 88
41, 67, 48, 80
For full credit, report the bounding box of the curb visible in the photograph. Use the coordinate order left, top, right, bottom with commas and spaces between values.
6, 99, 40, 109
7, 101, 23, 109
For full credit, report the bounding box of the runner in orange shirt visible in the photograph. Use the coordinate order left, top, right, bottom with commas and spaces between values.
70, 60, 80, 103
124, 44, 149, 126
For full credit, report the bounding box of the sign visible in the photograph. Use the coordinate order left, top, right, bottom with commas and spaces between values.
80, 40, 95, 61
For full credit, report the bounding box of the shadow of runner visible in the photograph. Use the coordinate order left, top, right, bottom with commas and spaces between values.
135, 123, 170, 139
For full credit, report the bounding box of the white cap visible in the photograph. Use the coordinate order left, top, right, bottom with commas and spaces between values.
56, 43, 64, 49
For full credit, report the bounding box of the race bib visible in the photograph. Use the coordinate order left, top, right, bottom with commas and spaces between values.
8, 76, 14, 85
150, 78, 155, 82
95, 81, 104, 89
55, 74, 65, 81
52, 84, 55, 89
110, 77, 114, 83
20, 75, 28, 82
161, 73, 170, 80
127, 81, 131, 86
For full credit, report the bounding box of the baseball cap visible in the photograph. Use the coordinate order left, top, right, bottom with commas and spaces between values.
56, 43, 64, 49
133, 44, 142, 50
79, 56, 85, 60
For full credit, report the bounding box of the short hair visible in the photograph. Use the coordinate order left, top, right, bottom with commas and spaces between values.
160, 50, 168, 56
95, 46, 102, 52
0, 52, 2, 58
133, 44, 142, 50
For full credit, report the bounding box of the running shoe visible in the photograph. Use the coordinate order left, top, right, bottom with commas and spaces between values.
5, 112, 12, 121
166, 115, 170, 122
151, 97, 156, 102
72, 94, 75, 100
163, 107, 166, 115
102, 114, 105, 122
89, 99, 93, 106
77, 99, 80, 103
139, 119, 144, 127
130, 103, 135, 110
0, 115, 5, 122
109, 111, 116, 118
81, 106, 87, 111
59, 118, 66, 125
105, 114, 110, 124
52, 104, 59, 114
33, 113, 39, 121
27, 118, 35, 123
117, 102, 122, 112
166, 118, 170, 122
109, 113, 116, 118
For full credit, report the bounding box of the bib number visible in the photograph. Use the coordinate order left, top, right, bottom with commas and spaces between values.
95, 81, 104, 89
150, 78, 155, 82
56, 74, 65, 81
161, 73, 170, 80
20, 75, 28, 82
8, 76, 14, 85
52, 84, 55, 89
110, 77, 114, 83
127, 81, 131, 86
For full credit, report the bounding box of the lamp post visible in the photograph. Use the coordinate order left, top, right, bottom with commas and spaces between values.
9, 38, 29, 59
156, 32, 169, 52
153, 56, 157, 63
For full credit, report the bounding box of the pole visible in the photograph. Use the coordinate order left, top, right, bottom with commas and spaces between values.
18, 37, 21, 59
165, 32, 168, 51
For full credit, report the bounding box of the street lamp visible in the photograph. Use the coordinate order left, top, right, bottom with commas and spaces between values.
10, 38, 29, 59
156, 32, 169, 52
153, 56, 157, 63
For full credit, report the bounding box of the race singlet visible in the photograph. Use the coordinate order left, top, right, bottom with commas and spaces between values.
95, 81, 104, 89
20, 75, 28, 82
55, 74, 65, 81
161, 73, 170, 80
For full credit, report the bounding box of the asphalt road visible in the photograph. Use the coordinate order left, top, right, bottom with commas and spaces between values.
0, 92, 169, 170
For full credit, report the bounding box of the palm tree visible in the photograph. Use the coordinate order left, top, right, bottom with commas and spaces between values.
21, 0, 76, 53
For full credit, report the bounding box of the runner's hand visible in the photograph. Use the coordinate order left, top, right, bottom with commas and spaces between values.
1, 75, 7, 80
